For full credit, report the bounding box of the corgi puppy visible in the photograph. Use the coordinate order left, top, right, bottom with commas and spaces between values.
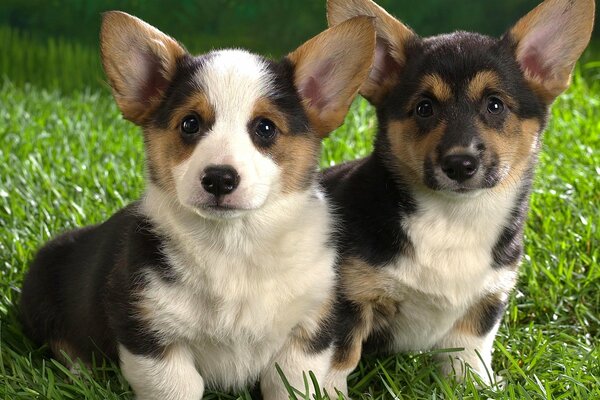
19, 11, 375, 400
322, 0, 594, 389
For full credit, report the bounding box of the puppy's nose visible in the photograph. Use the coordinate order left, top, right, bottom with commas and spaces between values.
201, 165, 240, 196
441, 154, 479, 182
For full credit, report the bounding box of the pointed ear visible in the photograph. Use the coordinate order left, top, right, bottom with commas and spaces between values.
100, 11, 186, 125
508, 0, 595, 103
287, 16, 376, 137
327, 0, 416, 105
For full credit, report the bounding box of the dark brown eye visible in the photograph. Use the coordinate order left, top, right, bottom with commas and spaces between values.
416, 100, 434, 118
487, 97, 505, 115
181, 115, 200, 136
255, 118, 277, 140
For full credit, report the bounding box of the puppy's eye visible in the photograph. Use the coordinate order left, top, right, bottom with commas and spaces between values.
416, 100, 434, 118
180, 115, 201, 136
255, 118, 277, 140
487, 97, 505, 115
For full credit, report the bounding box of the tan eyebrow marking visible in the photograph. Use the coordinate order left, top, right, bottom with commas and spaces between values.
419, 73, 453, 102
169, 93, 215, 129
467, 70, 502, 102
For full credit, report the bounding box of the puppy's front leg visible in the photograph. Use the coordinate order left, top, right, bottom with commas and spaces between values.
433, 293, 506, 385
261, 331, 334, 400
119, 343, 204, 400
433, 323, 499, 385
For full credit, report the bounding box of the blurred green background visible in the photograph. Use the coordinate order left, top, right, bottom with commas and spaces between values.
1, 0, 557, 52
2, 0, 598, 92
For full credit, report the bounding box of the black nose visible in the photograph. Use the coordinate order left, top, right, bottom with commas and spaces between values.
441, 154, 479, 182
201, 165, 240, 196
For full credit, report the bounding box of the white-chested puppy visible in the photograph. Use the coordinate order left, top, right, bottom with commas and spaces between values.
321, 0, 594, 390
19, 11, 375, 400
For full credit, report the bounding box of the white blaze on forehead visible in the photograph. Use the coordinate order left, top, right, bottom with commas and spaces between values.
195, 50, 275, 118
174, 49, 282, 216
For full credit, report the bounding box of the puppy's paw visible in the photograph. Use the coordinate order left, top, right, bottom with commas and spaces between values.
436, 355, 498, 388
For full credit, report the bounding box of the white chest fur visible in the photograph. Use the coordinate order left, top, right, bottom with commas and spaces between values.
385, 188, 519, 350
137, 186, 336, 390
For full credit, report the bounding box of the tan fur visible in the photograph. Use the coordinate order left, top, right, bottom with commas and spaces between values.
453, 293, 504, 336
287, 16, 376, 137
144, 126, 195, 194
290, 295, 335, 353
466, 71, 503, 103
169, 94, 216, 131
472, 114, 541, 193
135, 91, 219, 195
387, 119, 447, 185
142, 93, 219, 194
332, 258, 400, 371
421, 74, 453, 102
497, 118, 541, 191
327, 0, 416, 104
340, 258, 399, 306
251, 98, 321, 193
464, 72, 542, 193
510, 0, 595, 102
331, 336, 362, 371
100, 11, 186, 124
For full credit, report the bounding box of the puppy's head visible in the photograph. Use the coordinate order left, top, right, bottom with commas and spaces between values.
328, 0, 594, 194
101, 12, 375, 219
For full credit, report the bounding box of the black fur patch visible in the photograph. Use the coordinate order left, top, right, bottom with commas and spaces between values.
19, 203, 175, 362
321, 155, 416, 267
362, 327, 394, 355
474, 297, 507, 337
492, 173, 533, 268
264, 58, 311, 136
152, 54, 213, 130
330, 297, 364, 365
304, 320, 334, 355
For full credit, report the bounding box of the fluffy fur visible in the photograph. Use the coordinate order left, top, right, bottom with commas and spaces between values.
19, 11, 376, 400
323, 0, 594, 387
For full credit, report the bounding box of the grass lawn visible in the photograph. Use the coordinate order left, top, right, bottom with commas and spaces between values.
1, 47, 599, 399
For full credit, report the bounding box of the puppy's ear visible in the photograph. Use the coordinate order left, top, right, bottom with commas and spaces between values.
327, 0, 416, 105
287, 16, 376, 137
508, 0, 595, 103
100, 11, 186, 125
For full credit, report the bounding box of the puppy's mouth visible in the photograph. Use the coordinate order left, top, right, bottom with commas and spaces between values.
185, 197, 259, 220
201, 204, 242, 212
198, 200, 246, 214
202, 201, 242, 211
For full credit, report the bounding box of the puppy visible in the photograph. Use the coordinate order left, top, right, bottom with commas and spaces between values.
321, 0, 594, 388
19, 11, 375, 400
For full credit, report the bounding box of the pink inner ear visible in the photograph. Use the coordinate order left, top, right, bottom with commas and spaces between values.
517, 21, 562, 82
299, 59, 334, 111
520, 47, 553, 81
370, 39, 400, 85
302, 76, 326, 109
137, 51, 169, 104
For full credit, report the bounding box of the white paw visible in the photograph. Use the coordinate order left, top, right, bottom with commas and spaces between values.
437, 355, 498, 387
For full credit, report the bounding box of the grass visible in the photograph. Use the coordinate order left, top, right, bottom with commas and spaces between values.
1, 44, 599, 399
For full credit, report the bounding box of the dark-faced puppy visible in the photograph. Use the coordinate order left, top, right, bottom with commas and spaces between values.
322, 0, 594, 387
19, 12, 376, 400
